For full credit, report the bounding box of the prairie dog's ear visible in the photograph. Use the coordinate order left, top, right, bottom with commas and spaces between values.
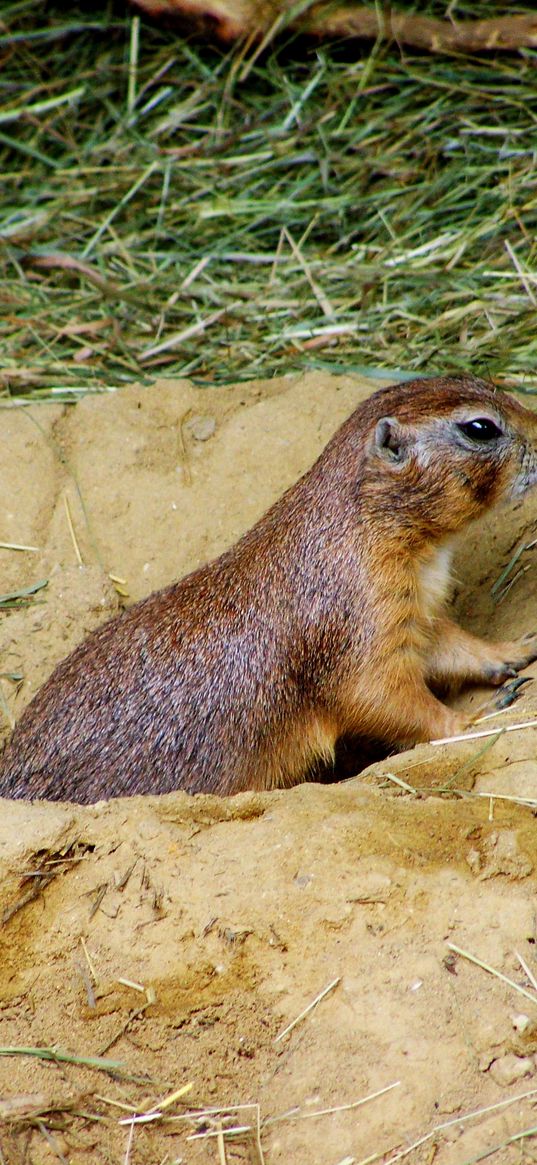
373, 416, 408, 462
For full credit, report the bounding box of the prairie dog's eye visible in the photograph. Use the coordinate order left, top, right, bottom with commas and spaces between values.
456, 418, 503, 442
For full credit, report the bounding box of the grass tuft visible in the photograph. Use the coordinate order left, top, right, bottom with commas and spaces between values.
1, 2, 537, 399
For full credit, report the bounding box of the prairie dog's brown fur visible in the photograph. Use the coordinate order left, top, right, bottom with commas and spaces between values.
2, 374, 537, 803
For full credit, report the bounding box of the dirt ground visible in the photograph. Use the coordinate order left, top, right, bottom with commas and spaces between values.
1, 371, 537, 1165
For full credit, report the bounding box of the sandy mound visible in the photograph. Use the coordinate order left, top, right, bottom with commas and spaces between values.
1, 372, 537, 1164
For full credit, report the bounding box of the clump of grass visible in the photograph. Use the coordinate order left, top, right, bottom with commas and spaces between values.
1, 1, 537, 399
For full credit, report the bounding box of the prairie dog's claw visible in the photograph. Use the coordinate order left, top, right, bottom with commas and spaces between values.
494, 676, 532, 710
475, 675, 533, 720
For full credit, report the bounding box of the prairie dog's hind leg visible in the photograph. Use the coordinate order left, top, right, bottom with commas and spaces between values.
343, 671, 467, 748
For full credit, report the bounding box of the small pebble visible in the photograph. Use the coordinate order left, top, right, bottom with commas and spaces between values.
512, 1013, 531, 1033
489, 1053, 533, 1086
186, 414, 216, 441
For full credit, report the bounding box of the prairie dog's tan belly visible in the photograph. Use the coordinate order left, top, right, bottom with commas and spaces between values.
417, 541, 455, 621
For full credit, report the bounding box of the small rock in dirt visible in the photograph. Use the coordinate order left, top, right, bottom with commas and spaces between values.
465, 831, 533, 880
186, 414, 216, 441
512, 1013, 531, 1033
465, 848, 481, 873
489, 1053, 533, 1085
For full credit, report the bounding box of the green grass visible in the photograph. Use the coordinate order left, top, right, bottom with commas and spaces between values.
1, 1, 537, 399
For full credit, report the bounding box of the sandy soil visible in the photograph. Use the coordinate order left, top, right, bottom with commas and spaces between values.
1, 371, 537, 1165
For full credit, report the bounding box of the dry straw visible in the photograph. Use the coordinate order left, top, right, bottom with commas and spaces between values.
1, 3, 537, 399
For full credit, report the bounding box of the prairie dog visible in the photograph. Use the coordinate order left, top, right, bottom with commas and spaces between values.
1, 374, 537, 802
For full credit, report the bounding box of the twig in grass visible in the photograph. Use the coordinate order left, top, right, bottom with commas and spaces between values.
0, 87, 85, 126
446, 942, 537, 1008
504, 240, 537, 308
29, 253, 146, 304
140, 302, 240, 361
283, 227, 334, 318
274, 976, 340, 1042
238, 6, 290, 80
180, 254, 211, 290
82, 161, 160, 260
303, 8, 537, 53
281, 64, 326, 133
127, 16, 140, 119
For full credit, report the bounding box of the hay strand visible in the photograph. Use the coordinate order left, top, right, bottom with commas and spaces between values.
446, 942, 537, 1007
274, 976, 341, 1042
2, 4, 537, 399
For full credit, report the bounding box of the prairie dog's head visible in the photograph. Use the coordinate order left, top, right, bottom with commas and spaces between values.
359, 376, 537, 537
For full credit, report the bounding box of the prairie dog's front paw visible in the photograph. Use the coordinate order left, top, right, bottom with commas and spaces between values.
483, 633, 537, 683
483, 662, 519, 686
